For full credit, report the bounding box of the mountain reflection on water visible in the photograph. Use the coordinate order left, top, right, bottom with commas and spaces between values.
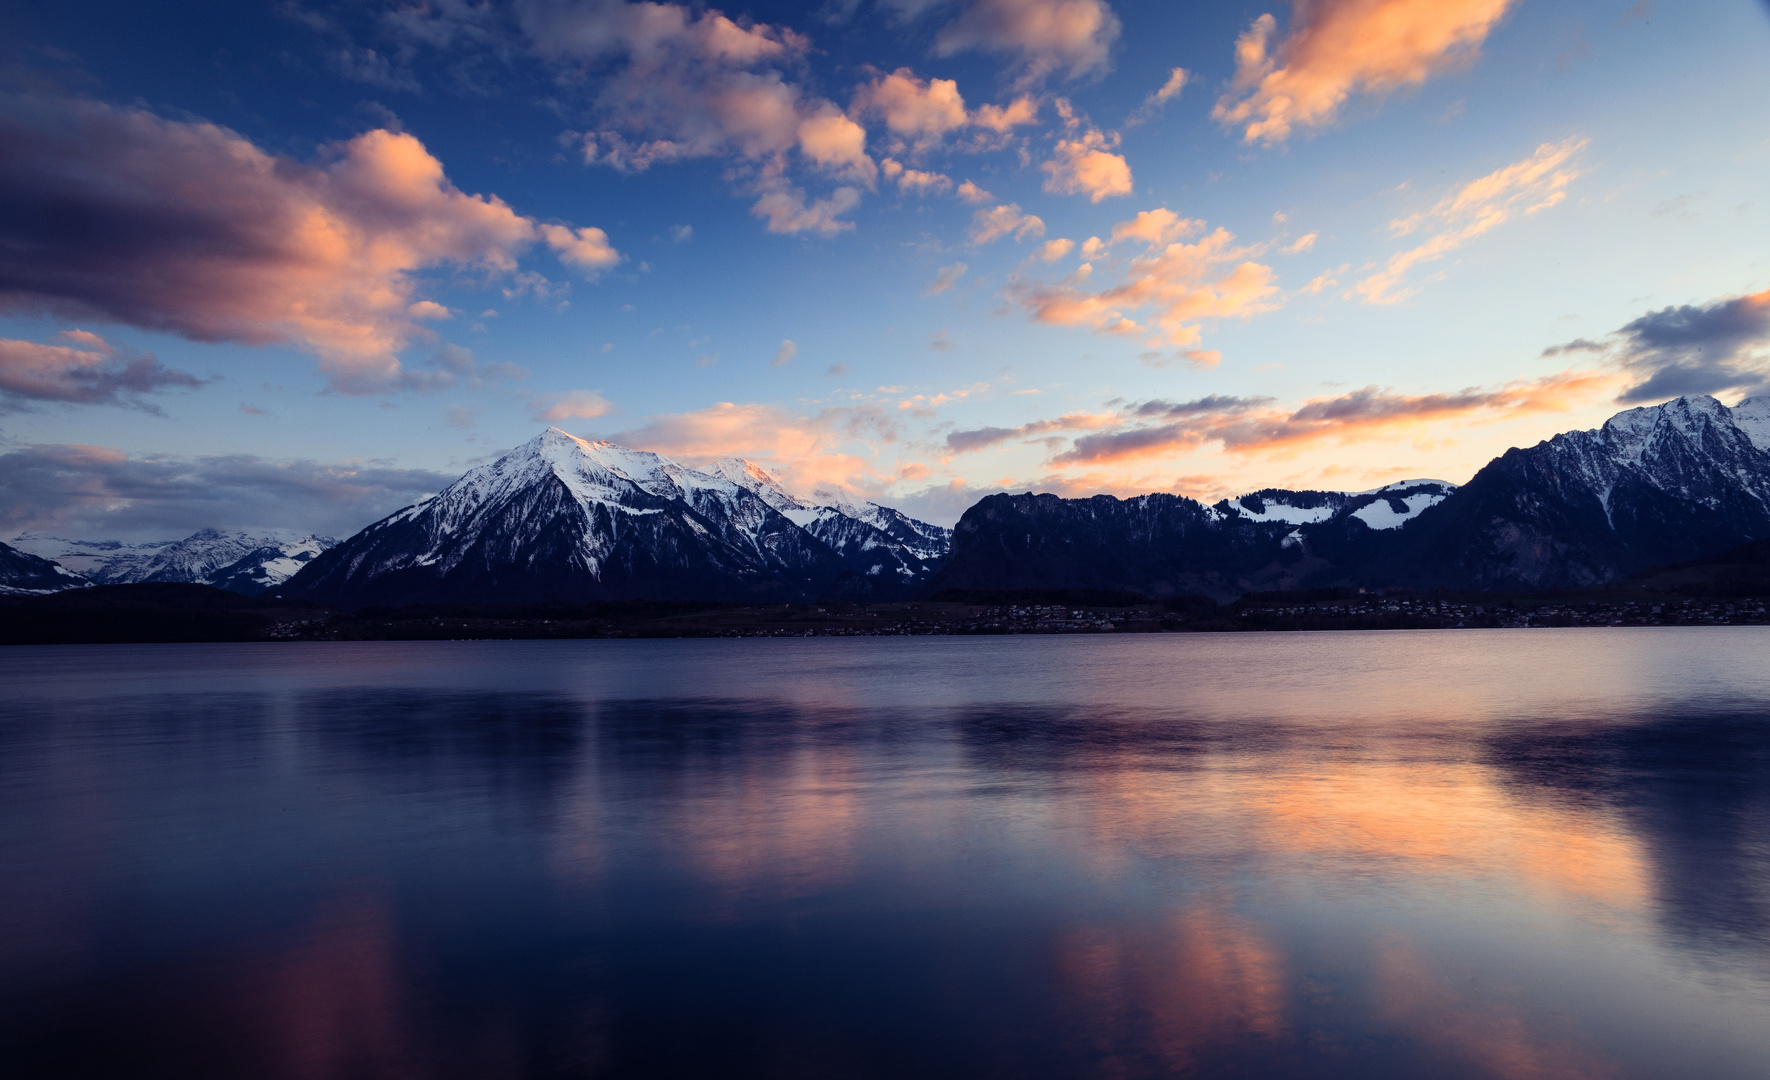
1, 632, 1767, 1079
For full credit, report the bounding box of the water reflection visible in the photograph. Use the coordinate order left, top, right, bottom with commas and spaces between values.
0, 634, 1767, 1078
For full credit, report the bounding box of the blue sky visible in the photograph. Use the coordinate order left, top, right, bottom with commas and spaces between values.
2, 0, 1768, 536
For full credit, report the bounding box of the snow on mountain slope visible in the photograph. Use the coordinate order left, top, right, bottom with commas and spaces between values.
1732, 395, 1770, 451
1222, 480, 1457, 531
280, 429, 950, 606
207, 536, 339, 595
9, 535, 177, 582
0, 540, 90, 595
1351, 491, 1450, 530
10, 531, 338, 594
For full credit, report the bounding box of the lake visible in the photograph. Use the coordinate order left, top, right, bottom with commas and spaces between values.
2, 630, 1768, 1078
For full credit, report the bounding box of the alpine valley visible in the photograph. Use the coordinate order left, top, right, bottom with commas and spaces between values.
4, 394, 1769, 605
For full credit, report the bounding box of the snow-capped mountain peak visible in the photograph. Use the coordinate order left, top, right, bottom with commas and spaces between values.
280, 431, 952, 606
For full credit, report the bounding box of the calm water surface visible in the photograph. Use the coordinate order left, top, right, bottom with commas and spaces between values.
2, 630, 1768, 1079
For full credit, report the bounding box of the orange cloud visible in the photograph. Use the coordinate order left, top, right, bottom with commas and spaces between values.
1358, 137, 1587, 303
1010, 218, 1280, 350
596, 401, 905, 497
1050, 370, 1620, 465
1215, 0, 1520, 144
1042, 128, 1133, 202
0, 94, 614, 394
1110, 208, 1199, 248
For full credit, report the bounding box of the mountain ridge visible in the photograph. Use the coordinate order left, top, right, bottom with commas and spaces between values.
278, 428, 953, 607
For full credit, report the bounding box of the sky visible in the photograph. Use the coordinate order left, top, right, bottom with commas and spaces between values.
2, 0, 1769, 539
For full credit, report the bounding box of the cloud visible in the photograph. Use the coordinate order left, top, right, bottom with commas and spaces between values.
1281, 232, 1318, 254
1357, 137, 1587, 304
748, 159, 864, 235
1595, 288, 1770, 403
1050, 372, 1615, 464
945, 411, 1119, 453
925, 262, 970, 295
851, 67, 1040, 156
667, 223, 693, 242
0, 330, 205, 412
972, 96, 1041, 132
1008, 216, 1280, 349
1042, 127, 1133, 202
852, 68, 969, 146
956, 179, 994, 204
595, 400, 904, 497
1110, 208, 1198, 248
539, 223, 623, 273
0, 92, 616, 394
933, 0, 1123, 83
1037, 238, 1076, 262
772, 339, 798, 366
1215, 0, 1519, 144
527, 0, 872, 233
0, 442, 457, 540
970, 204, 1047, 244
1126, 66, 1189, 126
530, 389, 616, 421
881, 158, 954, 195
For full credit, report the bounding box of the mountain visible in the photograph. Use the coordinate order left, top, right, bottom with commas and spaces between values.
279, 429, 950, 607
10, 530, 337, 594
0, 539, 91, 596
205, 536, 339, 595
1367, 395, 1770, 590
933, 396, 1770, 598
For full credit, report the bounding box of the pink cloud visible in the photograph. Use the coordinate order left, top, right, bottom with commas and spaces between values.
0, 330, 203, 411
0, 94, 617, 393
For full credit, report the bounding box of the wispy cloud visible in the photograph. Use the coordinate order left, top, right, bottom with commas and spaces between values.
1126, 67, 1188, 126
1049, 372, 1616, 464
925, 263, 970, 295
1357, 137, 1587, 304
